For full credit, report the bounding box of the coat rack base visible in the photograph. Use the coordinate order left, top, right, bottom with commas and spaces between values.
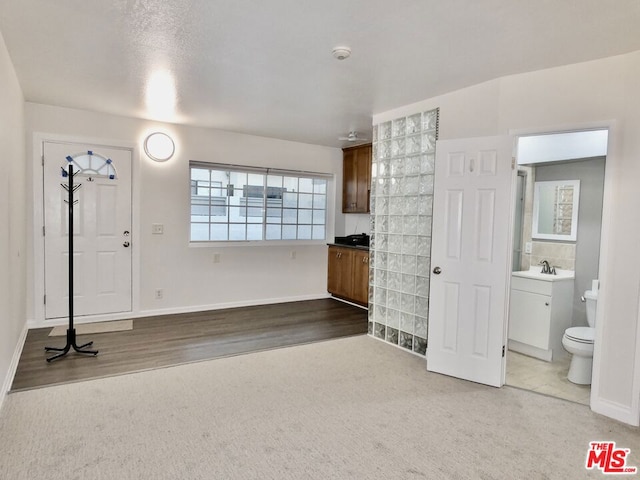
45, 328, 98, 362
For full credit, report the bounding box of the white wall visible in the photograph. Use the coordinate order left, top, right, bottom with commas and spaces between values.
344, 213, 370, 236
374, 51, 640, 426
0, 29, 27, 401
25, 104, 343, 322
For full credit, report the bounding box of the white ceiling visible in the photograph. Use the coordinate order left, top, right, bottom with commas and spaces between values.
2, 0, 640, 148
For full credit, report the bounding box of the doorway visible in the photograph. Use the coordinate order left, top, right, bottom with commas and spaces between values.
506, 129, 608, 405
43, 140, 133, 319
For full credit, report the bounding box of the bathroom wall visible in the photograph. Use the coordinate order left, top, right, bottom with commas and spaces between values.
529, 242, 576, 271
535, 157, 606, 327
519, 165, 578, 272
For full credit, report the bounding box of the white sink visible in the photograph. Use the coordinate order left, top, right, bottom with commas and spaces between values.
512, 268, 575, 281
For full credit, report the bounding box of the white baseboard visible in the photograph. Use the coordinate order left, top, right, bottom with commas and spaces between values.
507, 339, 553, 362
591, 395, 639, 427
0, 322, 28, 412
137, 293, 332, 317
329, 296, 368, 310
28, 312, 137, 329
27, 293, 333, 328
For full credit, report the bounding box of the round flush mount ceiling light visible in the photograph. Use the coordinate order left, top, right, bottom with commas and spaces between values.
332, 46, 351, 60
144, 132, 175, 162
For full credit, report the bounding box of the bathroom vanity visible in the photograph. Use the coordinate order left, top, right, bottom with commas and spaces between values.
508, 268, 575, 361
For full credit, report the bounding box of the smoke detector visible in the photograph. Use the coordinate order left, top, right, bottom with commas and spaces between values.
332, 46, 351, 60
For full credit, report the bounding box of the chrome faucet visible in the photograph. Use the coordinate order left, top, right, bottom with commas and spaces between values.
539, 260, 550, 274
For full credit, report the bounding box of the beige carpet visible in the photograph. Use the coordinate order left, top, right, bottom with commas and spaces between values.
48, 320, 133, 337
1, 335, 638, 479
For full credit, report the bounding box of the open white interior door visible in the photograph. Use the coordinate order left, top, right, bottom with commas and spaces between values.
427, 136, 514, 387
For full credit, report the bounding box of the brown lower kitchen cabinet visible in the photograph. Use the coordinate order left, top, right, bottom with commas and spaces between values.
351, 249, 370, 305
327, 245, 370, 306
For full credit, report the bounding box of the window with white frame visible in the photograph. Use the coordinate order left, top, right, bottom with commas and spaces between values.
190, 162, 329, 242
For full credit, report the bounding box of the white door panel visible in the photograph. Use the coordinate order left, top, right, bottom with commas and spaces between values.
44, 141, 132, 319
427, 136, 514, 387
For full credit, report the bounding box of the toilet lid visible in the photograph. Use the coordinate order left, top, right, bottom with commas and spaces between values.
565, 327, 595, 343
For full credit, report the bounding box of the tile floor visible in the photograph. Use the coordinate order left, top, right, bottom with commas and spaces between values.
506, 350, 591, 405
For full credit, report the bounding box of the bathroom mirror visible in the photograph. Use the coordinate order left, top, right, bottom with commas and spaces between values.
532, 180, 580, 241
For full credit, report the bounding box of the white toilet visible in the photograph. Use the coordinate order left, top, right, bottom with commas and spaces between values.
562, 288, 598, 385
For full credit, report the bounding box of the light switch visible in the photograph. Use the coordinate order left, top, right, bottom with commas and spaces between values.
152, 223, 164, 235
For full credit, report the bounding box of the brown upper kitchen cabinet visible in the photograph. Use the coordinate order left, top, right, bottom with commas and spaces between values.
342, 143, 372, 213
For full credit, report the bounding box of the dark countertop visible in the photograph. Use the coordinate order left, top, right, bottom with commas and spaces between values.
327, 243, 370, 251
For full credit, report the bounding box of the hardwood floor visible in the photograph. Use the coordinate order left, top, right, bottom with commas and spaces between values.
11, 299, 368, 392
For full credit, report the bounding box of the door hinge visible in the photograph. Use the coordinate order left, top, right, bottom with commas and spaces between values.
44, 294, 46, 305
502, 345, 506, 357
41, 155, 44, 166
42, 226, 45, 236
511, 157, 516, 170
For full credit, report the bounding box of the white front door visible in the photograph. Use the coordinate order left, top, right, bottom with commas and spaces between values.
427, 136, 514, 387
43, 141, 132, 319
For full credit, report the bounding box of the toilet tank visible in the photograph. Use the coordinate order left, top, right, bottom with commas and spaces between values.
584, 289, 598, 327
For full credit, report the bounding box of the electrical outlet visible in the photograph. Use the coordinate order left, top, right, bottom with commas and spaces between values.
212, 253, 220, 264
155, 288, 163, 299
524, 241, 532, 254
152, 223, 164, 235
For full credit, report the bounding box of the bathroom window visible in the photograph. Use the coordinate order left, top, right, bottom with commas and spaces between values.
189, 162, 329, 242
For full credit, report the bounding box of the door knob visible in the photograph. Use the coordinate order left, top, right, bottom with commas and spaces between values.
433, 266, 442, 275
123, 241, 130, 248
123, 230, 130, 236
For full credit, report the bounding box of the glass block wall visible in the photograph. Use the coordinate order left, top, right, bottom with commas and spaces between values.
368, 108, 439, 356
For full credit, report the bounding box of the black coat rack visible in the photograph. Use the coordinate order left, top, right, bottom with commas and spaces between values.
45, 164, 99, 362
